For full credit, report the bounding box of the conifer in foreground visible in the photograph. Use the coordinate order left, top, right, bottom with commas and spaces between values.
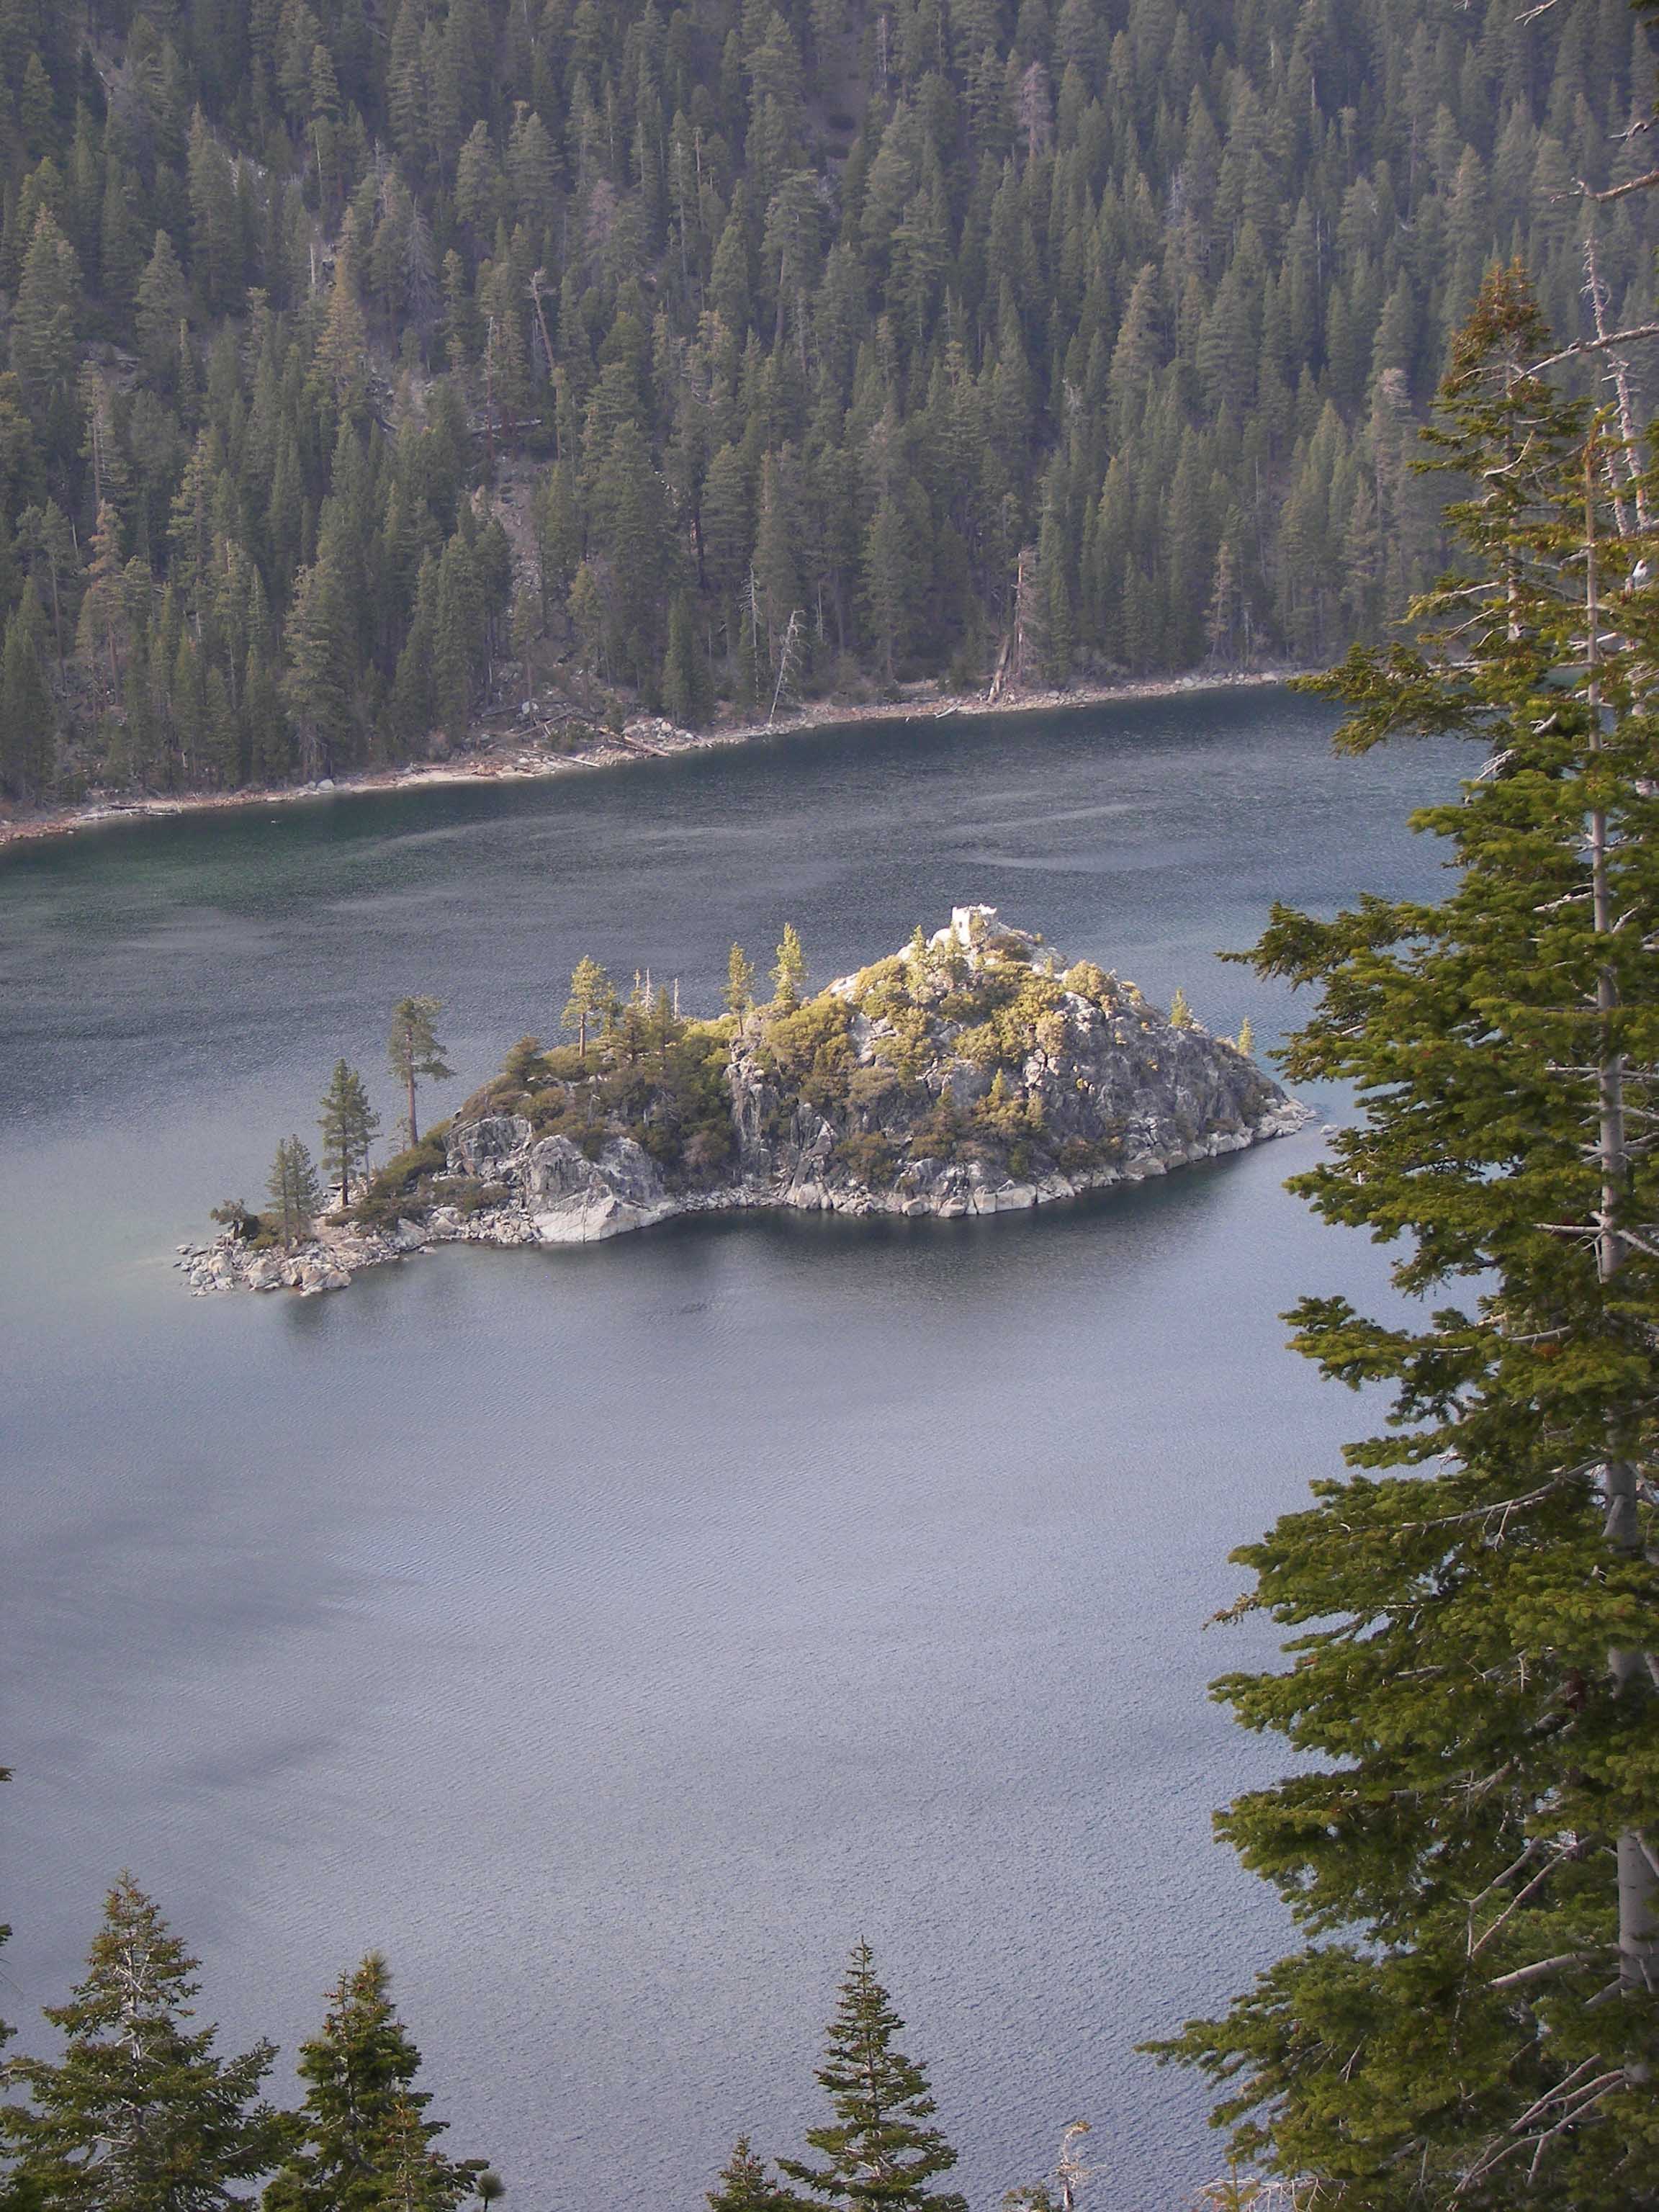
707, 2135, 801, 2212
1151, 266, 1659, 2203
261, 1953, 490, 2212
2, 1876, 284, 2211
780, 1943, 965, 2212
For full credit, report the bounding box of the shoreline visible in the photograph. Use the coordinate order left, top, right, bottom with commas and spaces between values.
179, 1103, 1316, 1297
0, 667, 1304, 853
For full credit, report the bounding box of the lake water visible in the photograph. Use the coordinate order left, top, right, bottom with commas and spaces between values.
1, 691, 1465, 2211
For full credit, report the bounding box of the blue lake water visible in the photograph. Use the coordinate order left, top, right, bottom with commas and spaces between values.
1, 691, 1467, 2209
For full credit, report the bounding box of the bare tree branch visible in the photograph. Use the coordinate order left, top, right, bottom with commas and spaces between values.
1581, 167, 1659, 204
1488, 1948, 1606, 1990
1529, 324, 1659, 374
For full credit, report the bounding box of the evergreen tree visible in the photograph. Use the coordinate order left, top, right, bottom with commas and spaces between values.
135, 235, 190, 392
771, 923, 806, 1011
11, 208, 81, 450
387, 995, 454, 1147
0, 0, 1632, 803
284, 536, 358, 781
780, 1943, 965, 2212
262, 1954, 487, 2212
561, 956, 615, 1058
724, 943, 757, 1019
1153, 266, 1659, 2203
1, 1876, 284, 2211
709, 2137, 801, 2212
318, 1059, 379, 1207
0, 583, 53, 800
266, 1136, 323, 1244
661, 590, 711, 727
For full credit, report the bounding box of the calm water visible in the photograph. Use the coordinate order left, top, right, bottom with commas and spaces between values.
2, 693, 1465, 2211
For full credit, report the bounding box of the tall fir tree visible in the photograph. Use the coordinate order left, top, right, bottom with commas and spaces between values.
387, 995, 454, 1147
266, 1135, 323, 1244
1, 1876, 285, 2212
771, 923, 806, 1010
261, 1954, 488, 2212
779, 1943, 965, 2212
1153, 266, 1659, 2204
317, 1060, 379, 1207
561, 956, 615, 1058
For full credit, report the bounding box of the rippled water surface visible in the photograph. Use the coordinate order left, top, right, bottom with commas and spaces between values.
2, 693, 1465, 2211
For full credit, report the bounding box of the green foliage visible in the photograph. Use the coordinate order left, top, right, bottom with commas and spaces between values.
972, 1069, 1040, 1140
0, 0, 1637, 805
780, 1942, 965, 2212
2, 1876, 285, 2212
772, 924, 807, 1012
500, 1035, 547, 1090
725, 943, 757, 1019
317, 1059, 380, 1208
262, 1954, 487, 2212
562, 956, 616, 1058
1151, 268, 1659, 2204
266, 1136, 323, 1246
387, 997, 454, 1147
210, 1196, 258, 1241
832, 1131, 896, 1187
764, 994, 853, 1109
351, 1132, 450, 1228
708, 2137, 801, 2212
1168, 987, 1193, 1030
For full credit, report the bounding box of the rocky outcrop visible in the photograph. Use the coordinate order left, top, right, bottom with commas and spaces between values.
189, 907, 1308, 1293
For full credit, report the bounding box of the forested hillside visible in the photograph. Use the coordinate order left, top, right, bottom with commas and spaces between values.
0, 0, 1649, 801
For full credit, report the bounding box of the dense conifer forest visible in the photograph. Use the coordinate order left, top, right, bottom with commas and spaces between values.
0, 0, 1648, 801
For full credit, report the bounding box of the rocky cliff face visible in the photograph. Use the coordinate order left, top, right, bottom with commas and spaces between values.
184, 908, 1306, 1293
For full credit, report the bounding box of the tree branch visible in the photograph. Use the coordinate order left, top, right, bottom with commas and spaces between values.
1580, 168, 1659, 205
1529, 324, 1659, 374
1488, 1948, 1606, 1990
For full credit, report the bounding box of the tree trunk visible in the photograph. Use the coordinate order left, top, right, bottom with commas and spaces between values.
1584, 445, 1658, 2003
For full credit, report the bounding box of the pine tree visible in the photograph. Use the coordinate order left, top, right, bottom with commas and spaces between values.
0, 0, 1630, 801
11, 207, 81, 450
284, 532, 357, 780
771, 923, 806, 1010
779, 1943, 965, 2212
562, 956, 615, 1058
318, 1059, 379, 1208
0, 582, 53, 800
724, 943, 757, 1019
315, 238, 369, 401
387, 996, 454, 1147
135, 234, 190, 392
661, 590, 711, 727
709, 2136, 801, 2212
1167, 986, 1192, 1029
1, 1875, 284, 2210
1151, 266, 1659, 2203
262, 1954, 487, 2212
266, 1136, 324, 1245
1234, 1016, 1253, 1058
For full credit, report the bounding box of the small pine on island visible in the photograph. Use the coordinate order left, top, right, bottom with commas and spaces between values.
179, 909, 1308, 1295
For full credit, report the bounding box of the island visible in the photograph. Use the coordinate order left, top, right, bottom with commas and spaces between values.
179, 907, 1307, 1295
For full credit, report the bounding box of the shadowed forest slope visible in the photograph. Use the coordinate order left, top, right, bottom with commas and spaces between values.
0, 0, 1650, 800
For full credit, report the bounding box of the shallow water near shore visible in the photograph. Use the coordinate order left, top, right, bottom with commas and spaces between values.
2, 689, 1464, 2211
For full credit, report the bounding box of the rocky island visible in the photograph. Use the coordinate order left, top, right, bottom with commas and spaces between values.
181, 907, 1307, 1295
